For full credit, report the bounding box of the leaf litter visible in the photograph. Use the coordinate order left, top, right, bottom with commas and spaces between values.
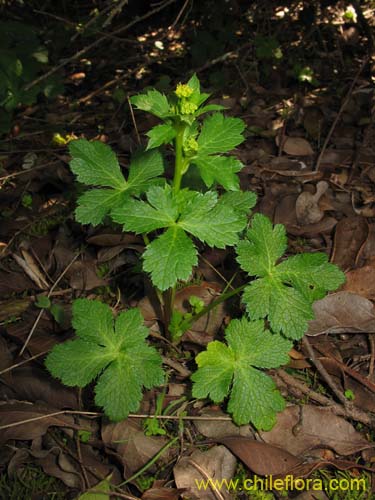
1, 1, 375, 498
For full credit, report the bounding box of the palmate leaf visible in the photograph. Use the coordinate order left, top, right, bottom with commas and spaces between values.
237, 214, 346, 340
146, 123, 176, 150
192, 318, 291, 429
197, 113, 245, 155
143, 226, 198, 291
45, 299, 164, 421
193, 155, 243, 191
130, 89, 170, 118
69, 140, 164, 225
191, 113, 246, 190
110, 186, 247, 290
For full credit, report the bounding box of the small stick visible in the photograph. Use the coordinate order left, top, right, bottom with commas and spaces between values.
127, 97, 141, 145
277, 369, 375, 427
315, 57, 368, 171
302, 336, 348, 405
19, 252, 80, 355
24, 0, 178, 91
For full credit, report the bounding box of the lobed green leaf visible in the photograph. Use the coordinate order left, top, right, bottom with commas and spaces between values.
192, 317, 291, 429
45, 299, 163, 421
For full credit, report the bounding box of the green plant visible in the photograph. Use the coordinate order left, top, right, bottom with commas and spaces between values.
45, 75, 345, 429
35, 294, 65, 326
0, 21, 63, 133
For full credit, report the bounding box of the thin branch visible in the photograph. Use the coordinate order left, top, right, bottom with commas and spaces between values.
315, 57, 369, 172
19, 252, 81, 355
24, 0, 178, 91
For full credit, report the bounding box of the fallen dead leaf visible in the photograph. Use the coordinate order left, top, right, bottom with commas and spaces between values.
342, 265, 375, 300
142, 480, 185, 500
307, 291, 375, 336
277, 136, 314, 156
217, 437, 301, 475
259, 405, 373, 456
331, 216, 368, 271
174, 445, 236, 500
194, 408, 253, 439
102, 418, 174, 478
0, 402, 78, 444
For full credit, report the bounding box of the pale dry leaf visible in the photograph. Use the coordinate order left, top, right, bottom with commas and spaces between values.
307, 291, 375, 336
342, 265, 375, 300
295, 181, 328, 225
259, 405, 374, 456
277, 136, 314, 156
102, 418, 172, 477
218, 437, 301, 475
174, 445, 236, 500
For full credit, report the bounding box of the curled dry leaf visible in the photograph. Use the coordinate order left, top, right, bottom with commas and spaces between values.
259, 405, 373, 457
295, 181, 328, 225
306, 291, 375, 336
331, 216, 368, 271
174, 445, 236, 500
277, 136, 314, 156
217, 437, 301, 475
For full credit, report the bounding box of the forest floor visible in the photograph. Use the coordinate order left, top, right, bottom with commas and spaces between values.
1, 1, 375, 499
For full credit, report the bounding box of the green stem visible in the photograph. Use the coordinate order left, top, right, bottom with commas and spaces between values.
172, 125, 186, 193
185, 283, 247, 329
120, 436, 179, 486
166, 124, 186, 335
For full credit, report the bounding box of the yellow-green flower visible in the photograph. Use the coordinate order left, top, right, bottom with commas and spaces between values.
175, 83, 194, 98
180, 101, 197, 115
183, 137, 199, 154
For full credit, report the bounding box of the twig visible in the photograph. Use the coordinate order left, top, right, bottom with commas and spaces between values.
302, 336, 348, 405
188, 458, 225, 500
192, 42, 252, 76
19, 252, 80, 355
0, 410, 234, 432
103, 0, 129, 27
277, 369, 375, 427
169, 0, 190, 29
0, 350, 49, 376
315, 57, 369, 171
24, 0, 178, 91
127, 97, 141, 145
0, 161, 59, 182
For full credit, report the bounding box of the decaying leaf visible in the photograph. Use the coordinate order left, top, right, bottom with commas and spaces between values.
259, 405, 374, 456
217, 437, 301, 475
174, 445, 236, 500
331, 216, 368, 271
307, 291, 375, 336
0, 402, 78, 444
277, 136, 314, 156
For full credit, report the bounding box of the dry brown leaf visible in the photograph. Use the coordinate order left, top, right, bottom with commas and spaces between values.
142, 480, 185, 500
194, 409, 253, 439
259, 405, 373, 456
67, 260, 107, 290
307, 291, 375, 336
5, 365, 79, 410
174, 445, 236, 500
102, 418, 173, 478
217, 437, 301, 475
278, 136, 314, 156
342, 265, 375, 300
0, 402, 78, 444
331, 216, 368, 271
